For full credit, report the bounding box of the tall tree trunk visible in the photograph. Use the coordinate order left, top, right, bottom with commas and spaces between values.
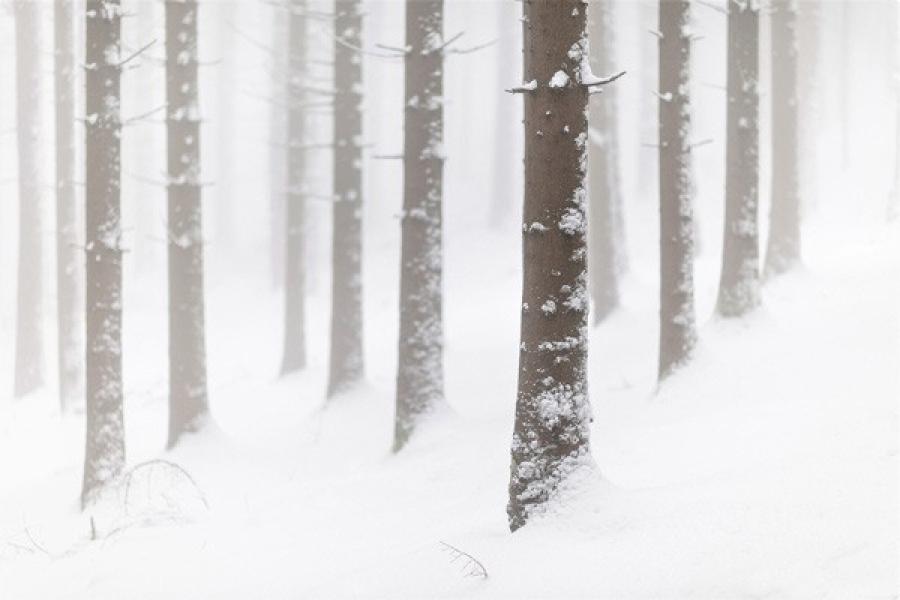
280, 0, 307, 376
508, 0, 595, 532
658, 0, 696, 381
327, 0, 365, 399
716, 0, 760, 318
14, 0, 44, 399
765, 0, 801, 276
82, 0, 125, 506
56, 0, 84, 412
588, 0, 622, 324
270, 7, 287, 290
166, 0, 209, 447
393, 0, 445, 452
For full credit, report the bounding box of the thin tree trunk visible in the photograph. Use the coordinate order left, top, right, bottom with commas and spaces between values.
588, 0, 622, 324
82, 0, 125, 507
270, 7, 287, 290
280, 0, 307, 375
393, 0, 445, 452
14, 0, 44, 399
765, 0, 801, 276
56, 0, 84, 413
166, 0, 209, 447
658, 0, 696, 381
716, 0, 760, 318
327, 0, 365, 399
508, 0, 595, 532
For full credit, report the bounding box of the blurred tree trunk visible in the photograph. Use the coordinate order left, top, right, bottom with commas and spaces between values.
55, 0, 84, 412
280, 0, 308, 376
797, 0, 821, 213
716, 0, 760, 318
587, 0, 622, 324
166, 0, 209, 447
327, 0, 365, 399
270, 8, 287, 290
13, 0, 44, 399
658, 0, 696, 381
393, 0, 445, 452
82, 0, 125, 507
765, 0, 801, 276
508, 0, 595, 532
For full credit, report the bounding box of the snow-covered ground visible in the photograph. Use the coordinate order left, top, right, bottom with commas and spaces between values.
0, 194, 896, 599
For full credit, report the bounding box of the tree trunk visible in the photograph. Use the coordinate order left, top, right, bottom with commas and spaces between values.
508, 0, 594, 532
327, 0, 365, 399
14, 0, 44, 399
658, 0, 697, 381
587, 0, 622, 324
716, 0, 760, 318
765, 0, 801, 276
82, 0, 125, 507
280, 0, 308, 376
166, 0, 209, 447
270, 7, 287, 290
393, 0, 445, 452
56, 0, 84, 413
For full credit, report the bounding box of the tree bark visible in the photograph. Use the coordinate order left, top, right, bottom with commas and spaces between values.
82, 0, 125, 507
280, 0, 308, 376
14, 0, 44, 399
508, 0, 593, 532
56, 0, 85, 413
765, 0, 801, 277
587, 0, 622, 325
393, 0, 445, 452
327, 0, 365, 399
166, 0, 209, 447
658, 0, 697, 381
716, 0, 760, 318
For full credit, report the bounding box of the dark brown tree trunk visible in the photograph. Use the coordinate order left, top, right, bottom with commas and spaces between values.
56, 0, 84, 412
82, 0, 125, 507
716, 0, 760, 318
765, 0, 801, 277
280, 0, 308, 376
14, 0, 44, 399
587, 0, 622, 325
658, 0, 697, 381
508, 0, 594, 532
393, 0, 445, 452
327, 0, 365, 399
166, 0, 209, 447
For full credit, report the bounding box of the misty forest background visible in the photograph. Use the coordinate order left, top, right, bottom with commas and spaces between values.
0, 0, 897, 598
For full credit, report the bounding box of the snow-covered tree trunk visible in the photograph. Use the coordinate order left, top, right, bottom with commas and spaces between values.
280, 0, 308, 376
82, 0, 125, 506
508, 0, 596, 532
658, 0, 696, 381
393, 0, 445, 452
166, 0, 209, 447
587, 0, 622, 324
765, 0, 801, 276
14, 0, 44, 399
716, 0, 760, 318
327, 0, 365, 399
55, 0, 84, 412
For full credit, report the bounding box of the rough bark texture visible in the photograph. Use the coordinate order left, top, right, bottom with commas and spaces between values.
327, 0, 365, 399
587, 0, 622, 325
658, 0, 697, 381
166, 0, 209, 447
716, 0, 760, 318
14, 0, 44, 399
55, 0, 85, 412
280, 0, 308, 376
765, 0, 801, 277
393, 0, 445, 452
508, 0, 593, 532
82, 0, 125, 506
